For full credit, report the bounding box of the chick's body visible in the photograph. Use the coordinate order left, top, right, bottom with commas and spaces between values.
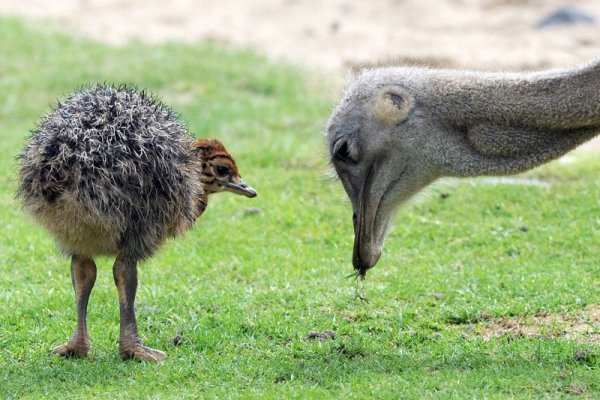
18, 85, 203, 260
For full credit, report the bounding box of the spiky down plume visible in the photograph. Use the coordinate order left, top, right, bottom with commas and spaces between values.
17, 84, 203, 260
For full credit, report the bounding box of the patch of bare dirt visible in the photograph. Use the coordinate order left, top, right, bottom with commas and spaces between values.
307, 329, 337, 341
471, 304, 600, 345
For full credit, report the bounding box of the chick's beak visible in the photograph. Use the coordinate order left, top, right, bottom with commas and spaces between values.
222, 178, 257, 198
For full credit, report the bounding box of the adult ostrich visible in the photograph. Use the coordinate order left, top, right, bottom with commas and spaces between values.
327, 59, 600, 277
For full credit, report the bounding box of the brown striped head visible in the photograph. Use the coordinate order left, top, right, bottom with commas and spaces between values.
191, 139, 257, 198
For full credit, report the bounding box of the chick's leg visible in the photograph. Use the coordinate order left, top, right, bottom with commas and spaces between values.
113, 254, 166, 361
53, 255, 96, 357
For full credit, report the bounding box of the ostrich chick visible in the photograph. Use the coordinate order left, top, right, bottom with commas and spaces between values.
17, 85, 256, 361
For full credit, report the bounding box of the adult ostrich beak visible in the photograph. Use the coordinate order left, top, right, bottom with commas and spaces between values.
352, 213, 382, 277
352, 162, 383, 277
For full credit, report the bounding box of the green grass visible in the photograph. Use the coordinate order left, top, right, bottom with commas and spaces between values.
0, 18, 598, 399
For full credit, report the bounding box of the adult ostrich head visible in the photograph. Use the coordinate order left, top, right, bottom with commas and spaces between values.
327, 59, 600, 277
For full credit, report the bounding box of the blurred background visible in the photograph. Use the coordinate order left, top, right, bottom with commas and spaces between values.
1, 0, 599, 71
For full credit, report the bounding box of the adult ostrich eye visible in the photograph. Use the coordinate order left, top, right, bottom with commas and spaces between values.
215, 165, 230, 177
333, 140, 357, 164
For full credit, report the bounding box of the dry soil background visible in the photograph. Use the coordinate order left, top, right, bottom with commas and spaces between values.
2, 0, 600, 149
3, 0, 600, 71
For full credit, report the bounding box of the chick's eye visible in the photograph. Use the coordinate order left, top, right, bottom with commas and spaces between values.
334, 141, 356, 164
215, 165, 229, 176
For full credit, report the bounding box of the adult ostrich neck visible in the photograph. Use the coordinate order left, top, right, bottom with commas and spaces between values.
424, 60, 600, 176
